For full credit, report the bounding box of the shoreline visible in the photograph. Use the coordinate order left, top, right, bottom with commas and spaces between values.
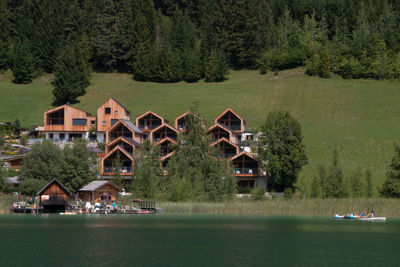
2, 195, 400, 217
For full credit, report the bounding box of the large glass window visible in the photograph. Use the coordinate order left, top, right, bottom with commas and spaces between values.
105, 108, 111, 114
72, 118, 87, 126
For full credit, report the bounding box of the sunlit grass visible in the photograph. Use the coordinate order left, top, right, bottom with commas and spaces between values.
1, 68, 400, 186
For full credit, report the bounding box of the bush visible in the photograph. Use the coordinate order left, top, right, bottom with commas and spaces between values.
251, 186, 266, 201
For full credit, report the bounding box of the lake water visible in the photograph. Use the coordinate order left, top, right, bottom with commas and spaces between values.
0, 214, 399, 266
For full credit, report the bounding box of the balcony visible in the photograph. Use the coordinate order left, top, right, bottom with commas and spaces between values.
103, 167, 133, 175
234, 168, 258, 176
139, 124, 161, 131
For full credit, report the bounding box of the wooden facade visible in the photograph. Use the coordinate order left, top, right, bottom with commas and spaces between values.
101, 145, 135, 176
207, 123, 237, 144
215, 108, 245, 133
175, 111, 190, 132
211, 137, 240, 159
150, 123, 178, 144
37, 179, 72, 212
106, 120, 143, 144
79, 181, 122, 204
97, 98, 130, 132
136, 111, 165, 132
43, 105, 93, 133
3, 155, 25, 171
232, 151, 259, 177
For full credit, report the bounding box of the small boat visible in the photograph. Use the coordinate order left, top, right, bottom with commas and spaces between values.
357, 217, 386, 222
334, 214, 386, 221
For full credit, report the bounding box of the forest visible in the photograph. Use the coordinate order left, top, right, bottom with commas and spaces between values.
1, 0, 400, 89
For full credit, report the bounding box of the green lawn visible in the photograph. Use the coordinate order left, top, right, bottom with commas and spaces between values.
1, 68, 400, 189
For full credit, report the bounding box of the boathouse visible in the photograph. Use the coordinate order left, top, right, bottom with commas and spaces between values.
79, 181, 122, 204
37, 179, 72, 212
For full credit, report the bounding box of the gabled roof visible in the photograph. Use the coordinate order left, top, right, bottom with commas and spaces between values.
160, 151, 175, 161
151, 123, 178, 134
231, 151, 258, 161
44, 104, 91, 116
215, 108, 244, 124
107, 136, 141, 149
155, 136, 178, 146
175, 111, 190, 122
79, 180, 122, 192
210, 137, 239, 149
207, 123, 234, 134
37, 179, 72, 196
103, 145, 135, 161
110, 98, 130, 114
107, 119, 143, 134
136, 110, 165, 122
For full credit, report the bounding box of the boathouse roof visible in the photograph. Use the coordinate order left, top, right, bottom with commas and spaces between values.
37, 179, 72, 196
79, 180, 122, 192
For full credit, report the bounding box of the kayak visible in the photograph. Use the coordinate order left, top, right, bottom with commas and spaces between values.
334, 214, 386, 221
357, 217, 386, 222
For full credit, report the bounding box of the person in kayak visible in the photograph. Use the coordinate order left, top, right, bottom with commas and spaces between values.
361, 210, 366, 217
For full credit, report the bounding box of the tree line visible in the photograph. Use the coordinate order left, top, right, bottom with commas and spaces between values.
1, 1, 400, 93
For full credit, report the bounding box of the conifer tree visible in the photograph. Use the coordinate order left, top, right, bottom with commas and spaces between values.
131, 141, 161, 199
166, 106, 236, 201
204, 49, 229, 82
52, 42, 91, 105
379, 143, 400, 198
10, 38, 36, 84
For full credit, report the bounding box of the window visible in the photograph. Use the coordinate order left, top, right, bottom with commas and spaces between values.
91, 120, 96, 126
59, 133, 65, 140
111, 119, 118, 126
72, 118, 87, 126
49, 133, 54, 139
115, 110, 118, 115
103, 121, 107, 126
105, 108, 111, 114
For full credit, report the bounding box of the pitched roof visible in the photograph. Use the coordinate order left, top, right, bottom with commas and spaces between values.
231, 151, 258, 161
37, 179, 72, 196
121, 119, 143, 134
79, 180, 122, 192
207, 123, 235, 134
110, 98, 130, 113
136, 110, 166, 122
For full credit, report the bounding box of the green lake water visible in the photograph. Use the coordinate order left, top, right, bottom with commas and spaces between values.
0, 214, 399, 267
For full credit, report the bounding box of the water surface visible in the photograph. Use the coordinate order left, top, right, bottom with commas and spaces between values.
0, 214, 398, 266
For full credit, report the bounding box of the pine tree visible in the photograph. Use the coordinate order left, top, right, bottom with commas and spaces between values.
0, 0, 11, 71
318, 47, 332, 78
379, 143, 400, 197
131, 141, 161, 199
166, 106, 236, 201
52, 42, 91, 105
349, 167, 364, 198
10, 38, 36, 84
365, 168, 373, 198
204, 49, 229, 82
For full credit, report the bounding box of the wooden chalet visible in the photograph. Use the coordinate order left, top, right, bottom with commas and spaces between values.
96, 98, 131, 142
232, 151, 259, 177
101, 145, 135, 176
211, 137, 239, 159
106, 119, 143, 144
79, 180, 122, 204
37, 179, 72, 212
207, 123, 238, 144
150, 123, 178, 144
156, 137, 177, 158
175, 111, 190, 132
136, 111, 165, 133
215, 108, 245, 133
41, 105, 96, 141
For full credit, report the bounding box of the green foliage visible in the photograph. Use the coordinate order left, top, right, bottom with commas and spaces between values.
257, 111, 307, 191
166, 106, 236, 201
349, 167, 365, 198
379, 143, 400, 197
12, 119, 21, 136
259, 48, 306, 73
131, 141, 161, 199
10, 38, 36, 84
20, 139, 97, 194
19, 179, 47, 196
52, 42, 91, 105
60, 139, 97, 192
204, 49, 229, 82
251, 186, 266, 201
365, 169, 373, 198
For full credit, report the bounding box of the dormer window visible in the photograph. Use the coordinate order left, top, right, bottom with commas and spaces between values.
105, 108, 111, 114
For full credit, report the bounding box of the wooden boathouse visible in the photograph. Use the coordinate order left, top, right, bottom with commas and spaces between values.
79, 181, 122, 205
37, 179, 72, 213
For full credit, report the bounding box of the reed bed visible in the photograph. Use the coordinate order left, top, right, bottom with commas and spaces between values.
159, 198, 400, 217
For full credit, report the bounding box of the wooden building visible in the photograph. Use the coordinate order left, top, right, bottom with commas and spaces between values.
215, 108, 245, 133
37, 179, 72, 212
41, 105, 96, 141
2, 155, 26, 171
175, 111, 190, 132
79, 180, 122, 204
96, 98, 131, 142
136, 111, 165, 134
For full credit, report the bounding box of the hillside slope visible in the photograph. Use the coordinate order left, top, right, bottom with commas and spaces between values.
1, 68, 400, 187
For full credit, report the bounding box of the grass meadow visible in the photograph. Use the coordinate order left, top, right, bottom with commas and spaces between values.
1, 68, 400, 191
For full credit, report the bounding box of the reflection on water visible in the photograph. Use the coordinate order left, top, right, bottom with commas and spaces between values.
0, 214, 399, 266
